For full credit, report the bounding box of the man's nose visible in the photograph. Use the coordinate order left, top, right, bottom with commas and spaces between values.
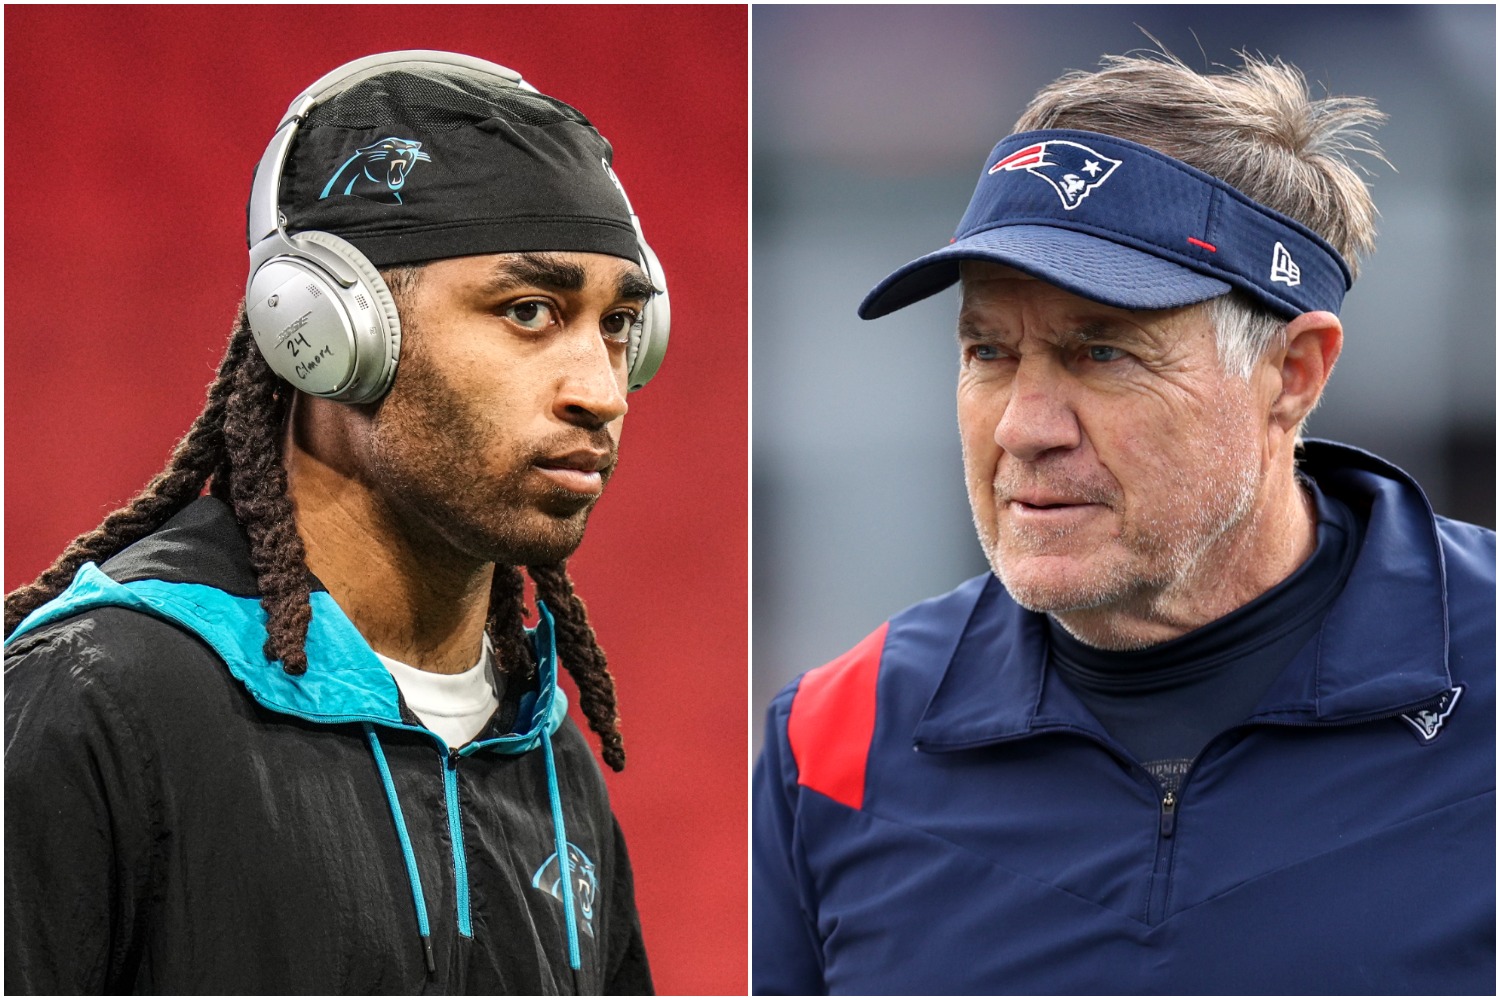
993, 357, 1081, 461
555, 332, 629, 429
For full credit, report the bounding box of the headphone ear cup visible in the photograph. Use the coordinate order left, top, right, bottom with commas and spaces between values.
245, 230, 402, 404
296, 229, 403, 403
627, 237, 670, 393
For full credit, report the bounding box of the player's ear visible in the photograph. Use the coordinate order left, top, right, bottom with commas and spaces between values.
1269, 311, 1342, 432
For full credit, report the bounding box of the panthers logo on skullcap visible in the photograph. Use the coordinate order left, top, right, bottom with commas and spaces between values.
319, 137, 432, 205
989, 139, 1122, 210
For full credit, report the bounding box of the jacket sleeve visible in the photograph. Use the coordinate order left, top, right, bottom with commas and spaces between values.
752, 685, 826, 995
4, 620, 159, 994
603, 814, 654, 995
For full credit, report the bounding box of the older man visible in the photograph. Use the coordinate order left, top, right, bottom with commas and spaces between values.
752, 53, 1494, 994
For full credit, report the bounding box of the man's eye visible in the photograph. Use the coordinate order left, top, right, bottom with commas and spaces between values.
502, 301, 555, 331
1087, 345, 1126, 363
601, 310, 641, 344
969, 344, 1002, 362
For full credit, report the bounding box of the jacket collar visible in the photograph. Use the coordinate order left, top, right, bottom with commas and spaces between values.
913, 440, 1454, 751
7, 497, 569, 751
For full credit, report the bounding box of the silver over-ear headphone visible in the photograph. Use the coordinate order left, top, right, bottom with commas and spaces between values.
245, 50, 670, 404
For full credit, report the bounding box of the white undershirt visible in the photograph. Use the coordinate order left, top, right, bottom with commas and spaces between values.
375, 638, 501, 748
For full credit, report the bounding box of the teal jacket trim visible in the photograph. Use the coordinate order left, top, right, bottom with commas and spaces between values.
7, 562, 567, 748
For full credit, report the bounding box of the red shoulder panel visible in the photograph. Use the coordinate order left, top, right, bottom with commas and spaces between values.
787, 622, 888, 810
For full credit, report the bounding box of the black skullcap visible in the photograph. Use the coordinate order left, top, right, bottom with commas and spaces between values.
268, 66, 639, 267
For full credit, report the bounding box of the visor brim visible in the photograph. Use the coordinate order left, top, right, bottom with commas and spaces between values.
858, 226, 1234, 319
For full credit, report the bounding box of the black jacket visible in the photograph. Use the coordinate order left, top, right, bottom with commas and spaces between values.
5, 497, 652, 994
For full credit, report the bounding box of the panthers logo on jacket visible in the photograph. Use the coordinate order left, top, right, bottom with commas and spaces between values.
531, 843, 599, 937
319, 137, 432, 204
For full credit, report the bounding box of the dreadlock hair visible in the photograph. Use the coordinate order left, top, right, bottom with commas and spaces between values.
487, 562, 627, 772
5, 287, 628, 772
526, 563, 625, 772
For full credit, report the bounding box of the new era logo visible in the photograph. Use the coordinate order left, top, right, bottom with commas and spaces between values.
1400, 686, 1463, 742
1270, 242, 1301, 286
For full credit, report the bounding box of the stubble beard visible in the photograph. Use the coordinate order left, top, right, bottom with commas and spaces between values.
365, 348, 613, 571
971, 439, 1261, 644
381, 448, 604, 569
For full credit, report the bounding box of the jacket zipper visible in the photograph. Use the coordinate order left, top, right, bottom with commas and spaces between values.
955, 725, 1190, 923
1145, 782, 1178, 924
1138, 708, 1428, 925
924, 698, 1459, 929
442, 749, 473, 938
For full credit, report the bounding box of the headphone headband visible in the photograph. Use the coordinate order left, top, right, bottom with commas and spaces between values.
246, 50, 669, 401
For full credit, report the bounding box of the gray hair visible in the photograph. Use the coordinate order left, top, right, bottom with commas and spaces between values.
1206, 292, 1287, 381
1014, 50, 1387, 378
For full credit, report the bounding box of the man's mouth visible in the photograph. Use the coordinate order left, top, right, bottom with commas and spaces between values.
1009, 493, 1096, 509
1004, 493, 1109, 523
533, 449, 614, 495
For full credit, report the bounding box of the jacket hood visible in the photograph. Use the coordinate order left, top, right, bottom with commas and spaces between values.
7, 497, 568, 747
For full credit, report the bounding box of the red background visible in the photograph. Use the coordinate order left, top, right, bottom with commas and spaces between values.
4, 6, 747, 994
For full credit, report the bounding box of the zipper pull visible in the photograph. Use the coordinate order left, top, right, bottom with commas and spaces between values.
1159, 790, 1177, 838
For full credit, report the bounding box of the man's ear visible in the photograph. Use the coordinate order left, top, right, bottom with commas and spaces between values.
1269, 311, 1343, 432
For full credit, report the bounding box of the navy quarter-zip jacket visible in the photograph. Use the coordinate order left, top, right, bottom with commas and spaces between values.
753, 441, 1494, 994
5, 497, 652, 994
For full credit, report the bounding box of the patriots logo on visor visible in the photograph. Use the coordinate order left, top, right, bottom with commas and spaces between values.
989, 140, 1122, 210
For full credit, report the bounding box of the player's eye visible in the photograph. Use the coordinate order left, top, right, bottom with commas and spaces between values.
601, 309, 641, 345
502, 301, 556, 332
1086, 345, 1127, 363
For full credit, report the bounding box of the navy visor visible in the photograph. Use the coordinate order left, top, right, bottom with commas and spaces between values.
859, 129, 1352, 321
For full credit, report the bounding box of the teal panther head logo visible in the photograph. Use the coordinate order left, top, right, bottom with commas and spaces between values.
319, 137, 431, 205
531, 843, 599, 938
